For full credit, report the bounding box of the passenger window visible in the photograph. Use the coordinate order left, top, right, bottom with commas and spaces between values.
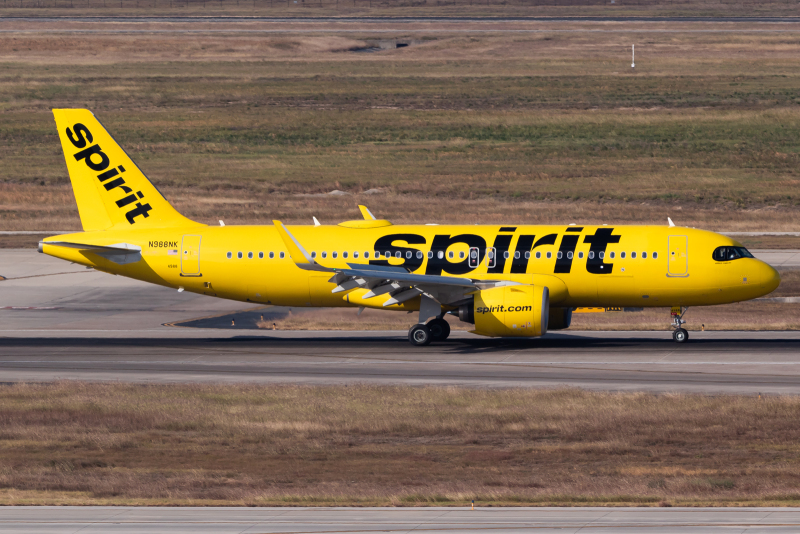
599, 251, 604, 260
269, 252, 274, 259
449, 251, 454, 259
535, 251, 541, 259
525, 251, 530, 259
343, 252, 349, 259
354, 252, 359, 259
504, 251, 510, 260
631, 252, 637, 259
588, 251, 594, 259
332, 252, 338, 259
557, 251, 562, 260
514, 251, 520, 259
428, 251, 433, 259
438, 251, 444, 260
311, 252, 317, 259
642, 252, 647, 259
227, 252, 232, 259
365, 252, 370, 259
321, 252, 327, 259
259, 252, 264, 259
406, 251, 412, 259
395, 251, 401, 259
237, 252, 243, 259
416, 251, 423, 259
567, 251, 573, 259
546, 252, 552, 259
609, 251, 615, 259
459, 251, 465, 259
248, 252, 253, 259
385, 252, 391, 259
653, 252, 658, 259
280, 252, 285, 259
621, 252, 626, 259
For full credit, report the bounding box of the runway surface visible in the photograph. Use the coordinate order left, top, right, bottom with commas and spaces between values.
3, 249, 800, 392
2, 506, 800, 533
6, 16, 800, 22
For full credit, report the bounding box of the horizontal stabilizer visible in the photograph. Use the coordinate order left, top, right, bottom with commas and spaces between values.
40, 241, 142, 265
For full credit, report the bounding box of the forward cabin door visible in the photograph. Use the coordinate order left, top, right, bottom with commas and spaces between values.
181, 235, 202, 276
667, 235, 688, 277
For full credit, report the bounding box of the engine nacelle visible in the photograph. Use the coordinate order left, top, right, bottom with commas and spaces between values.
462, 285, 549, 338
548, 307, 572, 330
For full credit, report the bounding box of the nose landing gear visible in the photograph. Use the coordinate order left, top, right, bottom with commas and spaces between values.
671, 306, 689, 343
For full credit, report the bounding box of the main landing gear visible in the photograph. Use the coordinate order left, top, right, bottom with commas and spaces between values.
671, 306, 689, 343
408, 317, 451, 347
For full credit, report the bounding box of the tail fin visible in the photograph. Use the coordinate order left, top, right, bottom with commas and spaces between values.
53, 109, 200, 231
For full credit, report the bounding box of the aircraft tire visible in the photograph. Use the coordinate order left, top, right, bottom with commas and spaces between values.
427, 318, 451, 341
672, 328, 689, 343
409, 324, 433, 346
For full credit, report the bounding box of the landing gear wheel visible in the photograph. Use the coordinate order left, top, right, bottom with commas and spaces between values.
427, 318, 451, 341
409, 324, 433, 346
673, 328, 689, 343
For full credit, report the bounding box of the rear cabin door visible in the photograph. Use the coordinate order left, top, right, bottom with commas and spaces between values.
181, 235, 202, 276
667, 235, 688, 277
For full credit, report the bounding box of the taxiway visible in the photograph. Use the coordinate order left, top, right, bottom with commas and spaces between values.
2, 506, 800, 533
2, 249, 800, 392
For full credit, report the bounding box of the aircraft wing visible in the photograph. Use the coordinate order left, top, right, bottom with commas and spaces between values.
273, 221, 516, 307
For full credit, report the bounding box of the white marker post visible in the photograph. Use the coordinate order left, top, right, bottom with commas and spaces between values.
631, 44, 635, 69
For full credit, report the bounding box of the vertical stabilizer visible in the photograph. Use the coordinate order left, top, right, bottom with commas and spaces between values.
53, 109, 201, 231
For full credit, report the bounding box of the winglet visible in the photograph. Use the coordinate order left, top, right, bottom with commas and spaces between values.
668, 217, 676, 227
273, 220, 331, 272
358, 205, 376, 221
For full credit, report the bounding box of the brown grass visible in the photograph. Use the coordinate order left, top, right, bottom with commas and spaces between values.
5, 28, 800, 231
1, 382, 800, 506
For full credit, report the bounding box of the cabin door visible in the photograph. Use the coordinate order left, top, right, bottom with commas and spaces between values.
181, 235, 202, 276
667, 235, 688, 277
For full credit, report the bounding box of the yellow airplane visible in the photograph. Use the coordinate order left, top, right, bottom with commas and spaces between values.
40, 109, 781, 346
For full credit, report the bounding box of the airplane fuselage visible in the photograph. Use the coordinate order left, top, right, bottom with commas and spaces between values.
43, 223, 780, 311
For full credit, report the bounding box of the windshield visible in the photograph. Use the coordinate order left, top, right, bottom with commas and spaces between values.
712, 246, 755, 261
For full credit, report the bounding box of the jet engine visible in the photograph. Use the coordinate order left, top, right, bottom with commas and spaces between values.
458, 285, 549, 338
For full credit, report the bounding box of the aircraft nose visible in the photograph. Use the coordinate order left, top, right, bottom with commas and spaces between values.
759, 261, 780, 294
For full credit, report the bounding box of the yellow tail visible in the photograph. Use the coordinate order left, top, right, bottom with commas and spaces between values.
53, 109, 200, 231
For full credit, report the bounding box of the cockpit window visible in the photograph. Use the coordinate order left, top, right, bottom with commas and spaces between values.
712, 246, 754, 261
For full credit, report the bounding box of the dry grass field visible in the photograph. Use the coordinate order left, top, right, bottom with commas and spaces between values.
3, 25, 800, 231
1, 382, 800, 507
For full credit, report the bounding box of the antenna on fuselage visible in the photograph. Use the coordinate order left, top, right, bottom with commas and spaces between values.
313, 217, 321, 227
668, 217, 676, 227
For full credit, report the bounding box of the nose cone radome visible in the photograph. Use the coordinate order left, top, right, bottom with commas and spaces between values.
760, 262, 780, 295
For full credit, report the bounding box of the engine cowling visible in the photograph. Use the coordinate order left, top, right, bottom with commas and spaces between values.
461, 285, 549, 338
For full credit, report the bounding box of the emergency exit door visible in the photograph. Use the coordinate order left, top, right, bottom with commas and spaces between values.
181, 235, 202, 276
667, 235, 688, 277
